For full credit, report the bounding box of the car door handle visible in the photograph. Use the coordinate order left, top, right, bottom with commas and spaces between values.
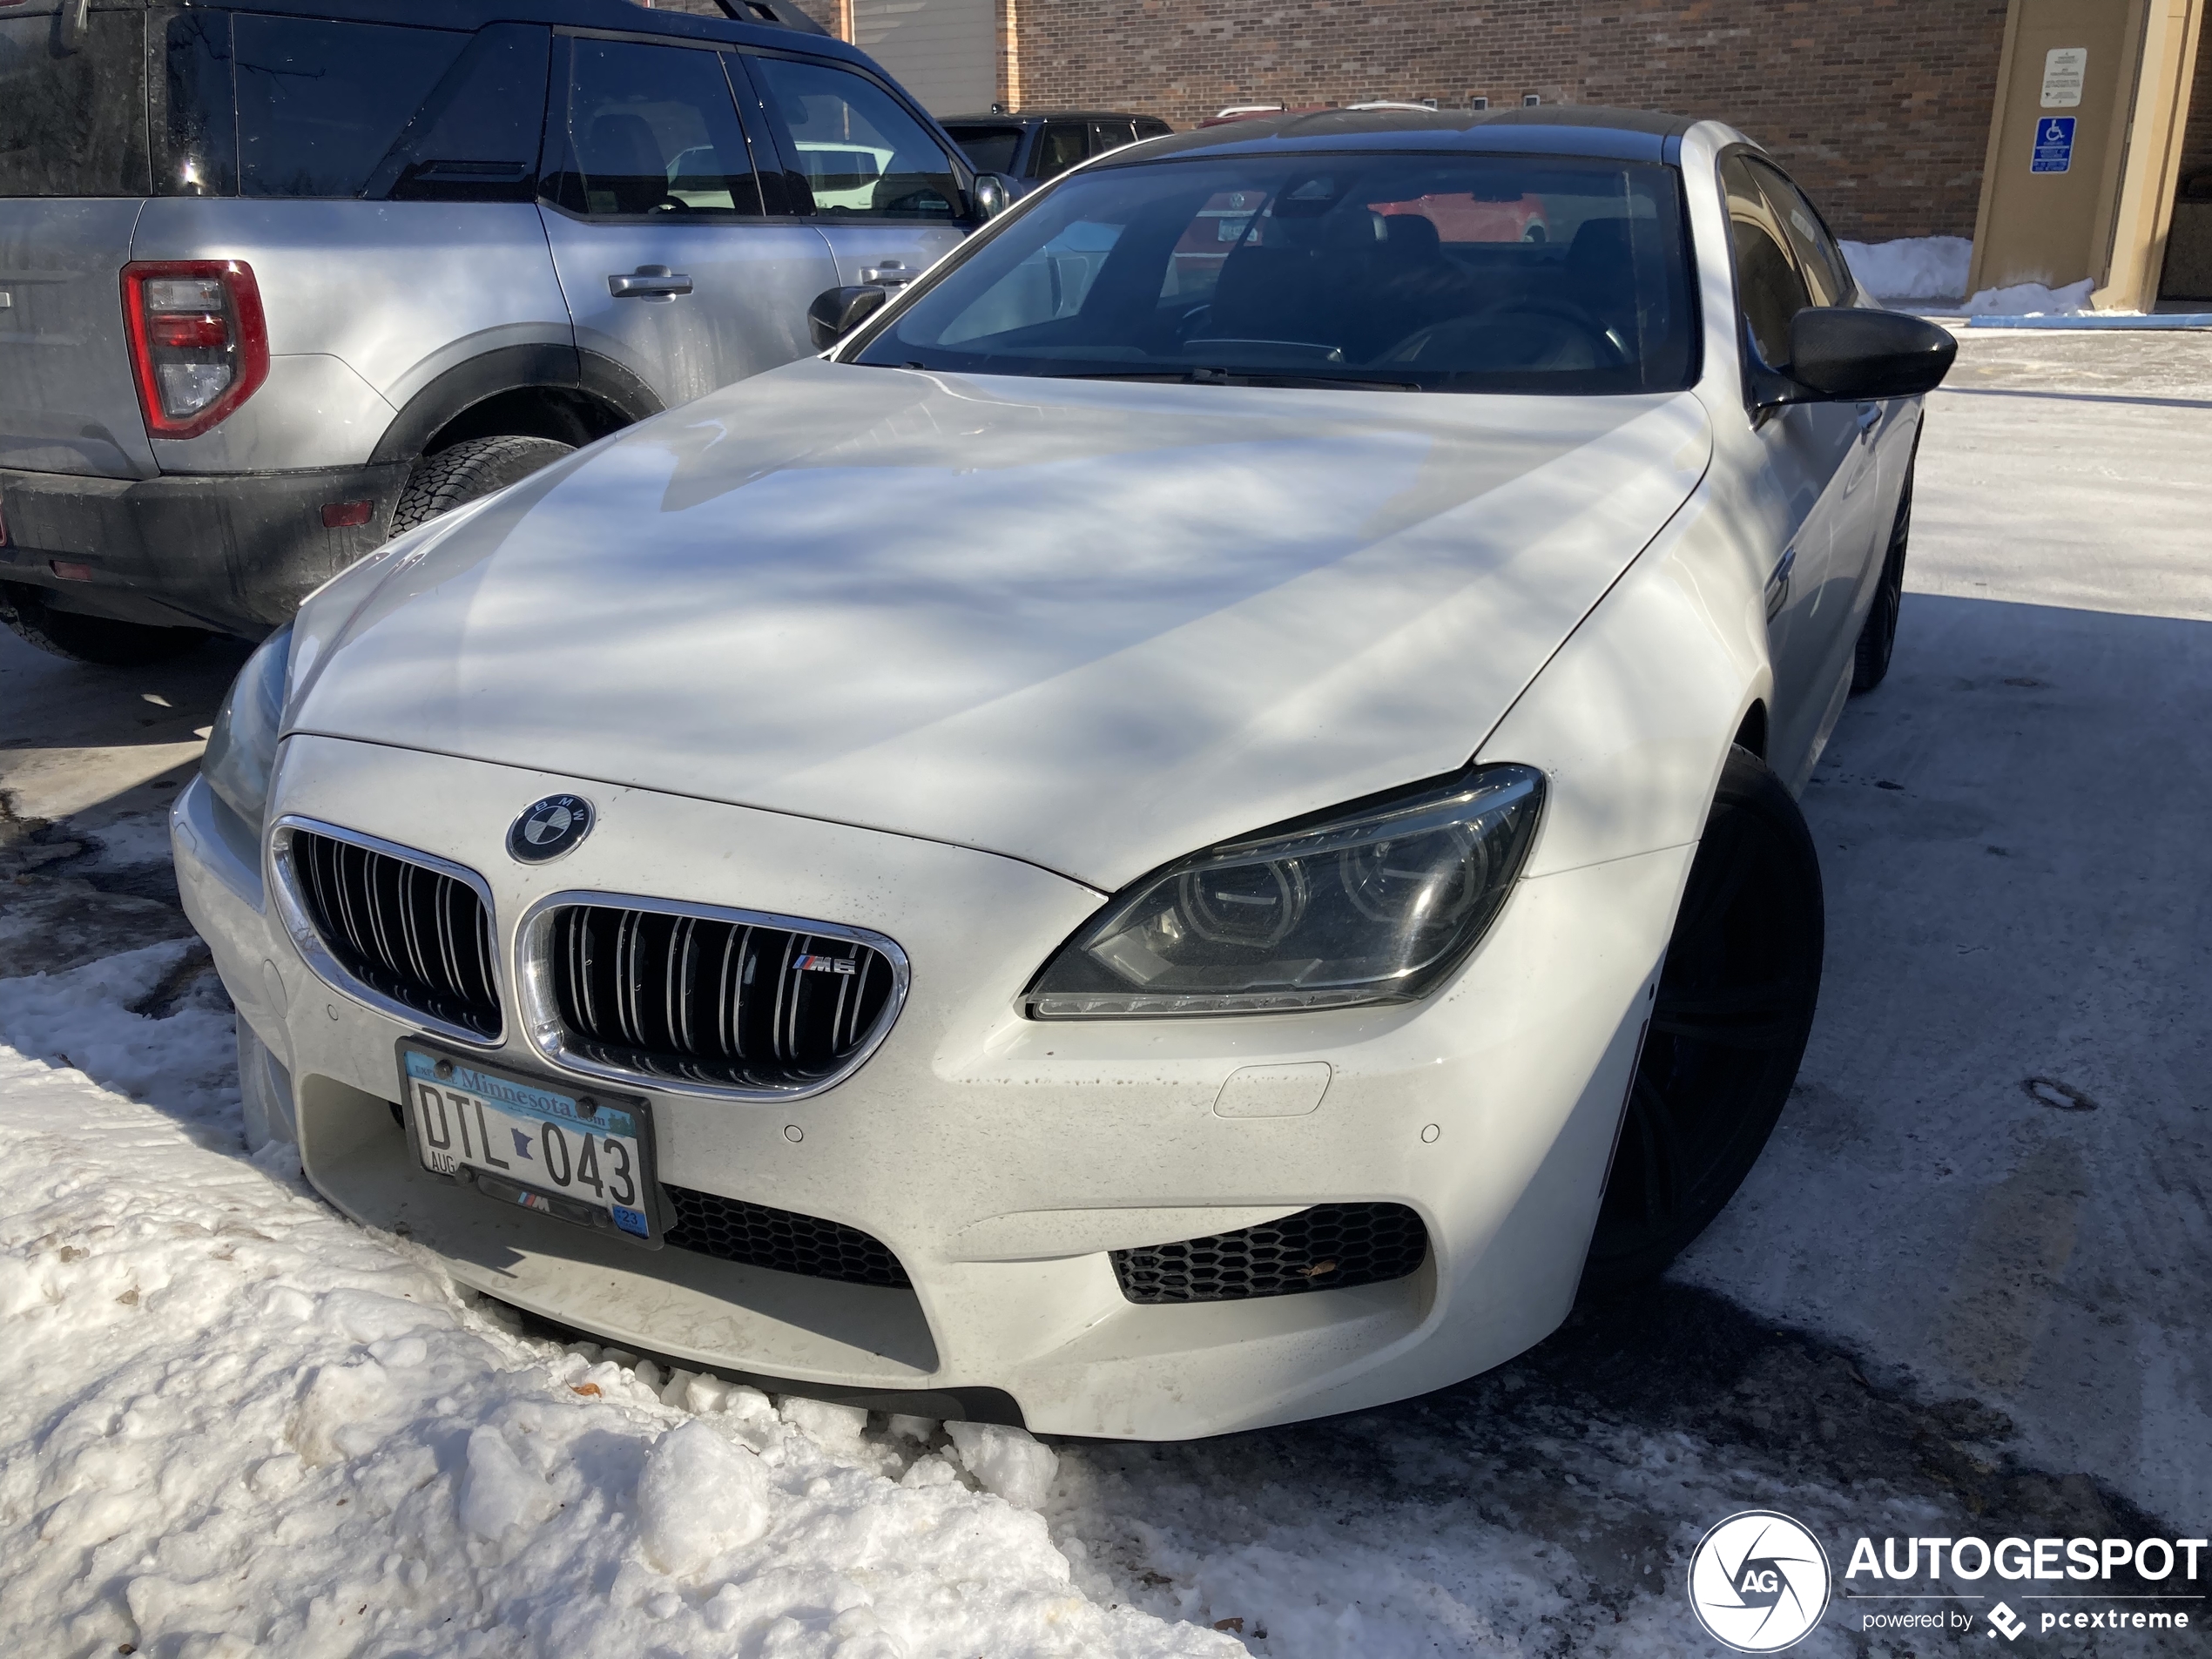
1765, 547, 1796, 620
608, 266, 693, 300
860, 262, 915, 287
1855, 401, 1883, 436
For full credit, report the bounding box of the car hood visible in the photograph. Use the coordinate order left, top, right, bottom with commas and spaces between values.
292, 357, 1710, 891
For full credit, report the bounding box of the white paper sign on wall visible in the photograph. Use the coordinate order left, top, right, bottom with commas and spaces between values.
2041, 47, 2087, 108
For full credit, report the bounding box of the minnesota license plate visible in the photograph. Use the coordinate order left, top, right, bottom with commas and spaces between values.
398, 1043, 658, 1244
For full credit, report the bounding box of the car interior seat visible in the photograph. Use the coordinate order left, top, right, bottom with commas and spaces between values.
583, 111, 671, 213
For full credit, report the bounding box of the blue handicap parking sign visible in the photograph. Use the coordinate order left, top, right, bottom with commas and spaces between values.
2031, 116, 2075, 174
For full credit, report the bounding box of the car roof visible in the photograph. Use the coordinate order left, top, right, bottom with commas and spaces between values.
1117, 105, 1694, 165
941, 111, 1166, 127
163, 0, 859, 62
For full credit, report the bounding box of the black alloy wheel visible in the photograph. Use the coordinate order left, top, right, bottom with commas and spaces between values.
1851, 455, 1916, 694
1581, 745, 1824, 1291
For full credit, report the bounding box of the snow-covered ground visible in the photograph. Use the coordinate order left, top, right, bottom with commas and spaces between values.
3, 330, 2209, 1656
0, 943, 1231, 1659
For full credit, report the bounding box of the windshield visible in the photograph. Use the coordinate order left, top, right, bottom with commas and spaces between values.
853, 152, 1697, 394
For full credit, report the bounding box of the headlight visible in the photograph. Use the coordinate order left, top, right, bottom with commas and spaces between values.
200, 622, 293, 826
1027, 765, 1543, 1018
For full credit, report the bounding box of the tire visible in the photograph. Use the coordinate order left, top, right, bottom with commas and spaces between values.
388, 434, 575, 536
0, 581, 207, 666
1850, 455, 1915, 694
1581, 745, 1824, 1291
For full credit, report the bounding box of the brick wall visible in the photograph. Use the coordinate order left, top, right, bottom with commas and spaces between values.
1008, 1, 2013, 241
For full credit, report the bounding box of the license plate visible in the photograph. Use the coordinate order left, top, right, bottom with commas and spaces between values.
398, 1043, 658, 1244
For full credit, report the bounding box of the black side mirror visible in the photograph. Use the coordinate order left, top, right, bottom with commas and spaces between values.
1780, 307, 1957, 401
807, 284, 888, 351
969, 172, 1015, 220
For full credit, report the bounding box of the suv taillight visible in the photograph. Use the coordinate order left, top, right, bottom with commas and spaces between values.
121, 260, 271, 440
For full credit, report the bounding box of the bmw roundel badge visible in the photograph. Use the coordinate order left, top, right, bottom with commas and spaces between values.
509, 794, 593, 864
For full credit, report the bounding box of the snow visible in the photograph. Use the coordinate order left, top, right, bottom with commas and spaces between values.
1839, 236, 2109, 316
1961, 276, 2096, 316
1840, 234, 1971, 300
0, 956, 1232, 1659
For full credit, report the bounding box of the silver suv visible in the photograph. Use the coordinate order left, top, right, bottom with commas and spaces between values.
0, 0, 985, 664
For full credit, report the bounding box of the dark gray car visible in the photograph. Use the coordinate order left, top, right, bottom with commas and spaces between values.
0, 0, 988, 662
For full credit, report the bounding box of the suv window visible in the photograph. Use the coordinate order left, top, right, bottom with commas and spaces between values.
944, 123, 1023, 175
745, 55, 960, 219
154, 11, 237, 197
1721, 152, 1811, 370
1745, 157, 1855, 307
235, 15, 469, 198
1035, 121, 1087, 181
0, 11, 149, 198
366, 24, 550, 203
545, 37, 762, 218
1088, 118, 1138, 158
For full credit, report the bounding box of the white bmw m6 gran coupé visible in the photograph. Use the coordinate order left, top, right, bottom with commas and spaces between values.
174, 106, 1952, 1440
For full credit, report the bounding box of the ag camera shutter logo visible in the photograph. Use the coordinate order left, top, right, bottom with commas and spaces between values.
1688, 1511, 1833, 1651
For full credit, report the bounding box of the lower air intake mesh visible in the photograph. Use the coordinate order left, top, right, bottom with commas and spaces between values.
663, 1183, 912, 1289
1111, 1202, 1428, 1304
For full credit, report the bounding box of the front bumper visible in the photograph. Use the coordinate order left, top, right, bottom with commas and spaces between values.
0, 462, 407, 637
174, 736, 1689, 1440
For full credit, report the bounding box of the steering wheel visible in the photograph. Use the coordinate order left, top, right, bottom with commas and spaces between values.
1383, 295, 1629, 368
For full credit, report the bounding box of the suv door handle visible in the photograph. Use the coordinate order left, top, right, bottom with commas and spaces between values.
860, 262, 915, 286
609, 266, 693, 300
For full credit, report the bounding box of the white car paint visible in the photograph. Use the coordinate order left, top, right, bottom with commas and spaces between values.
172, 118, 1924, 1438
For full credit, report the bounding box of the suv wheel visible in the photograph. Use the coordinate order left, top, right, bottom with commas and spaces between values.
389, 435, 576, 536
0, 582, 207, 666
1580, 745, 1824, 1291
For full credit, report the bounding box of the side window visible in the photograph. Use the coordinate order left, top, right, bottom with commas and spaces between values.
153, 11, 237, 198
1720, 152, 1811, 370
1134, 118, 1172, 140
547, 39, 763, 218
233, 16, 469, 198
1088, 118, 1138, 158
367, 24, 551, 203
745, 56, 960, 219
1747, 158, 1856, 307
947, 124, 1023, 175
1035, 122, 1088, 181
0, 12, 150, 198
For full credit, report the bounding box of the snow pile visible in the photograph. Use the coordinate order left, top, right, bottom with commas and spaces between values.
1840, 234, 1972, 300
1836, 236, 2103, 315
0, 955, 1234, 1659
1963, 277, 2097, 316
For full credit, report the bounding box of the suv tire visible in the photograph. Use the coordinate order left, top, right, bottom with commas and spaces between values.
389, 435, 576, 536
0, 582, 208, 666
1580, 744, 1824, 1291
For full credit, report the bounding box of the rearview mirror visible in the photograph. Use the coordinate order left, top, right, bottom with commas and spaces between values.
969, 172, 1015, 220
1782, 307, 1957, 401
807, 284, 888, 351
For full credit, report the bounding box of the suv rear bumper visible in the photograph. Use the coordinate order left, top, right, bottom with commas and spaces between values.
0, 462, 408, 637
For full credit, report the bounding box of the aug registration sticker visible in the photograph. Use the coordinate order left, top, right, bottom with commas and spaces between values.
399, 1046, 655, 1243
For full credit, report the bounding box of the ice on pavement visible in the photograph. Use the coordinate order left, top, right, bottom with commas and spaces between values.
0, 953, 1233, 1659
